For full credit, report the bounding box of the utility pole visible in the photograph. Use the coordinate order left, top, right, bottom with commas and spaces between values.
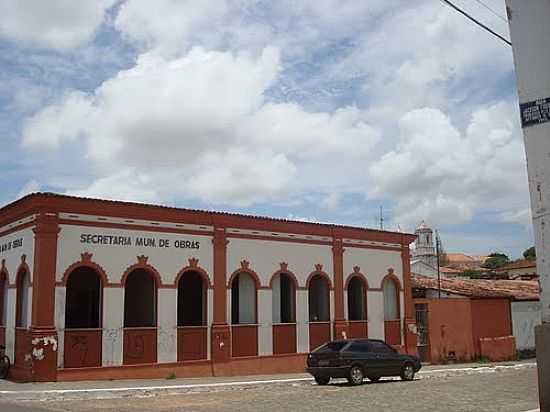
505, 1, 550, 409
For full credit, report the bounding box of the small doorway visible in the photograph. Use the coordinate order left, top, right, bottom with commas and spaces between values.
177, 270, 207, 361
64, 267, 103, 368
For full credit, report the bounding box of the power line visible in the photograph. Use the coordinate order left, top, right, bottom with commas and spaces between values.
439, 0, 512, 46
471, 0, 507, 23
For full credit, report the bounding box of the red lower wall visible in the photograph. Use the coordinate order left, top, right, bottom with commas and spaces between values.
479, 336, 516, 362
57, 353, 308, 382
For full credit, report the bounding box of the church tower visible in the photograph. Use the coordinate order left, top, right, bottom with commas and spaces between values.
413, 221, 437, 268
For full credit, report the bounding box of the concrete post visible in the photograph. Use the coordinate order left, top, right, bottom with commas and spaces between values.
506, 1, 550, 409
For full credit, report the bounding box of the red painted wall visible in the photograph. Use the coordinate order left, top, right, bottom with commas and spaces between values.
424, 299, 475, 363
479, 336, 516, 362
470, 299, 512, 357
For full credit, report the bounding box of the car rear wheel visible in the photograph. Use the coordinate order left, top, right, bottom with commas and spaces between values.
400, 363, 415, 381
314, 376, 330, 385
348, 365, 364, 385
367, 375, 380, 383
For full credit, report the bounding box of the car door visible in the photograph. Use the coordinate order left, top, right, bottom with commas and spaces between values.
344, 341, 377, 375
369, 340, 402, 376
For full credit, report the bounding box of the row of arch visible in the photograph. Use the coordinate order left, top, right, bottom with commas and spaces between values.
0, 257, 402, 332
58, 256, 403, 291
0, 265, 31, 330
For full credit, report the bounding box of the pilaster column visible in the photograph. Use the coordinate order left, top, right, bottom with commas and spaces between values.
332, 237, 347, 338
211, 227, 230, 363
401, 244, 417, 355
30, 212, 60, 381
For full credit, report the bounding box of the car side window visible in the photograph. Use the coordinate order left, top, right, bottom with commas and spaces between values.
370, 341, 395, 354
347, 342, 371, 353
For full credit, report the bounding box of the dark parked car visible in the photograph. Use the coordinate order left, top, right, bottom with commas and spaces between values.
306, 339, 421, 385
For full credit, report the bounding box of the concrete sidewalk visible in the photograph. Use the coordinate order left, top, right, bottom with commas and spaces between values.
0, 359, 536, 402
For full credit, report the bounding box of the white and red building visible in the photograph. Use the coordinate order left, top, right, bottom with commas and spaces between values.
0, 193, 416, 381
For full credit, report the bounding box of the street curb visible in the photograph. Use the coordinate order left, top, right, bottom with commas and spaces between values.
0, 362, 537, 402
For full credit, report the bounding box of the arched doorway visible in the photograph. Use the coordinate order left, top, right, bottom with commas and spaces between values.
64, 267, 103, 368
177, 270, 207, 361
230, 272, 258, 357
383, 277, 401, 345
308, 274, 331, 350
347, 276, 368, 338
123, 268, 158, 365
271, 272, 297, 354
15, 269, 31, 367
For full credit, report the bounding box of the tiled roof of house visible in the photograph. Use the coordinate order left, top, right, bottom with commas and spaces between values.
440, 266, 462, 275
446, 253, 488, 263
411, 273, 539, 301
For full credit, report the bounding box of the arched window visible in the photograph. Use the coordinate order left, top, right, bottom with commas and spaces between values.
308, 275, 330, 322
272, 273, 295, 323
383, 278, 399, 321
0, 272, 7, 326
347, 276, 367, 321
16, 269, 30, 328
65, 267, 102, 329
231, 273, 256, 324
177, 271, 206, 326
124, 269, 157, 327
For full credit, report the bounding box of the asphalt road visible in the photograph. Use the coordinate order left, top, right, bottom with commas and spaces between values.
0, 365, 539, 412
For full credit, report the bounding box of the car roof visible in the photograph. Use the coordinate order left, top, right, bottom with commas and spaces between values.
325, 338, 387, 345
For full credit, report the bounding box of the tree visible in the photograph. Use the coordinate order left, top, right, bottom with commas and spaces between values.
482, 252, 510, 269
523, 246, 536, 261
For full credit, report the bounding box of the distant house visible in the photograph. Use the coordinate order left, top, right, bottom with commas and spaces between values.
496, 259, 537, 280
445, 253, 488, 270
411, 273, 540, 359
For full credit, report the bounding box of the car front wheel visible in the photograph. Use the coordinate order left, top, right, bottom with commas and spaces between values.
400, 363, 415, 381
314, 376, 330, 385
348, 365, 364, 385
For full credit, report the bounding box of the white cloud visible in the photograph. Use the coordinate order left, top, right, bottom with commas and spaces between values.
114, 0, 406, 58
67, 169, 160, 204
22, 47, 379, 206
0, 0, 115, 51
16, 180, 41, 199
370, 102, 527, 229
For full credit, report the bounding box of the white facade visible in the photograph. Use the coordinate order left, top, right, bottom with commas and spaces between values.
512, 301, 542, 351
48, 216, 406, 366
0, 196, 415, 379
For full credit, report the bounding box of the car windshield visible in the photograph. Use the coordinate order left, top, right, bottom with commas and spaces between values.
313, 341, 347, 354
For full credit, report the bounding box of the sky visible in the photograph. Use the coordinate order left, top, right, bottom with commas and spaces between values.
0, 0, 533, 258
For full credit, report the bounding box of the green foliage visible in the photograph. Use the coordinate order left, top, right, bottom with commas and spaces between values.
523, 246, 536, 261
460, 269, 482, 278
166, 372, 177, 380
483, 252, 510, 269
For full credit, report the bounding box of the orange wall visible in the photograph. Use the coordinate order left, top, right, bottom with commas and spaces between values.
479, 336, 516, 362
470, 299, 512, 356
424, 299, 475, 363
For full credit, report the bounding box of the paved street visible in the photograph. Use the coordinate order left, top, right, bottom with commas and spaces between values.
0, 362, 540, 412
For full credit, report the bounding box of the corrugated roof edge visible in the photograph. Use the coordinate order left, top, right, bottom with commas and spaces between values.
1, 192, 416, 239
